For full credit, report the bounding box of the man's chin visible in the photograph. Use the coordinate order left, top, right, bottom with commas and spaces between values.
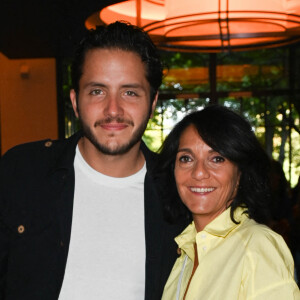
85, 134, 139, 156
94, 142, 137, 156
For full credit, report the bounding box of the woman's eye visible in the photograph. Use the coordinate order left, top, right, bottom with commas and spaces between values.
178, 155, 192, 163
212, 156, 225, 163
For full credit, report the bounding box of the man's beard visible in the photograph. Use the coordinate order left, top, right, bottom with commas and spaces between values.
79, 115, 149, 156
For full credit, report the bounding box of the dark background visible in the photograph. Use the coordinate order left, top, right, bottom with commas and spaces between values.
0, 0, 123, 59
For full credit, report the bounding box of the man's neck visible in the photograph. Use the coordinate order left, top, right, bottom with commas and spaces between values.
77, 137, 145, 178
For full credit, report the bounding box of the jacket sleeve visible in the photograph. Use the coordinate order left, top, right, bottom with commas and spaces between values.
0, 147, 20, 298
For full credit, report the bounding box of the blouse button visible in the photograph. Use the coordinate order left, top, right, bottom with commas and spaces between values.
201, 233, 206, 239
17, 225, 25, 234
202, 246, 207, 251
45, 140, 52, 147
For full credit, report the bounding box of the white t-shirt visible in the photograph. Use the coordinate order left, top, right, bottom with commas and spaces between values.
58, 146, 146, 300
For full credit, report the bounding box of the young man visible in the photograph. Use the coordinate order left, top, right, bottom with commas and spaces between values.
0, 22, 185, 299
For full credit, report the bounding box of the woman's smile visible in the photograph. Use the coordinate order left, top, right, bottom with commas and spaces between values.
175, 125, 240, 231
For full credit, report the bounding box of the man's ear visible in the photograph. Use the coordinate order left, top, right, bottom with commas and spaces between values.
70, 89, 79, 118
150, 92, 159, 118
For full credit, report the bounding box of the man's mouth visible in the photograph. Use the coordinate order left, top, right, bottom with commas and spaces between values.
99, 123, 129, 130
94, 117, 134, 130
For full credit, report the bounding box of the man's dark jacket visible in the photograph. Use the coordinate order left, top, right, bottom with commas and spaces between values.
0, 132, 185, 300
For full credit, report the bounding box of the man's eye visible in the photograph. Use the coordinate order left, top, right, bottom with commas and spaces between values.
89, 89, 103, 96
125, 91, 137, 96
212, 156, 225, 163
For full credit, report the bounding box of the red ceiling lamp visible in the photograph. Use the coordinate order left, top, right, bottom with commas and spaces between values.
86, 0, 300, 52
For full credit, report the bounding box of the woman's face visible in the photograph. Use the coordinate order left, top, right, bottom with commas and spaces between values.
174, 125, 240, 231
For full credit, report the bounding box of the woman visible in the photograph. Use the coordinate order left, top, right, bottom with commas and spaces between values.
158, 105, 299, 299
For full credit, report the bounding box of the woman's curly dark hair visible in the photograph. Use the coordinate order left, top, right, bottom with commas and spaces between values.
155, 105, 271, 225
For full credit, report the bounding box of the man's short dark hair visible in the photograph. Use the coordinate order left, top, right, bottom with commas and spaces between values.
71, 21, 163, 104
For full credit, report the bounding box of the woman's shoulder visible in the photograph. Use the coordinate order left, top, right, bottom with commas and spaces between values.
238, 218, 286, 245
236, 218, 293, 265
235, 218, 299, 298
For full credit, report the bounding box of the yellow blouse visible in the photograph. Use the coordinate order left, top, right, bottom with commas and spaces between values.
162, 207, 300, 300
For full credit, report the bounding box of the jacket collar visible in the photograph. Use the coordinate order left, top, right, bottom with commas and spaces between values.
140, 138, 157, 171
53, 131, 83, 171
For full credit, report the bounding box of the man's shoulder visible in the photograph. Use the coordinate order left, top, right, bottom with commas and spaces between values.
0, 132, 81, 170
2, 138, 66, 162
5, 138, 58, 152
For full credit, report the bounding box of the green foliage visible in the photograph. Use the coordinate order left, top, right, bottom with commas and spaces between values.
160, 51, 209, 69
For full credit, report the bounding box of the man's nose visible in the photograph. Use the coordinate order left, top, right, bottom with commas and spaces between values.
103, 95, 124, 117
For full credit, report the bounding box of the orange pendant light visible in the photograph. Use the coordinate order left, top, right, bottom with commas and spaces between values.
86, 0, 300, 52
